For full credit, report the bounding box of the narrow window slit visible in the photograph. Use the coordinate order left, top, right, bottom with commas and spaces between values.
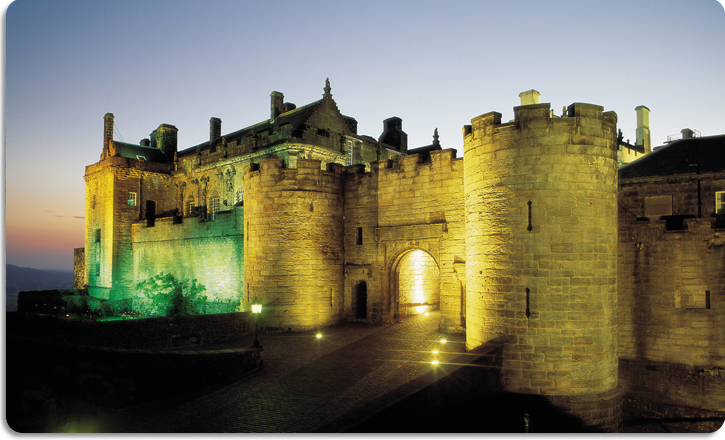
525, 288, 531, 318
527, 201, 533, 232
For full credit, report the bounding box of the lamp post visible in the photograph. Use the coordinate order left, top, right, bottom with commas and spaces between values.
251, 298, 262, 349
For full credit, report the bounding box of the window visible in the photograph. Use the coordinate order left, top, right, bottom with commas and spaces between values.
95, 262, 100, 277
356, 227, 363, 245
347, 141, 354, 166
95, 228, 101, 243
211, 197, 220, 220
187, 200, 195, 217
136, 155, 147, 161
128, 192, 137, 206
716, 191, 725, 214
236, 188, 244, 204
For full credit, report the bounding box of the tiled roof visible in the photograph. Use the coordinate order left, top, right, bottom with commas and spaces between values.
113, 141, 170, 162
619, 134, 725, 179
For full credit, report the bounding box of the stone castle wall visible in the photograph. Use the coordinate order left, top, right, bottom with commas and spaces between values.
463, 103, 620, 430
73, 248, 86, 289
132, 208, 245, 310
243, 158, 345, 331
618, 209, 725, 411
342, 149, 465, 328
84, 159, 175, 300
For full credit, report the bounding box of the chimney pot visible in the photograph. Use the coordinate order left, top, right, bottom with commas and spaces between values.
518, 90, 540, 106
681, 128, 694, 139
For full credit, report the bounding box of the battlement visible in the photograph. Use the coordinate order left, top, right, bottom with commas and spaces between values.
465, 102, 618, 146
345, 148, 461, 181
243, 157, 344, 194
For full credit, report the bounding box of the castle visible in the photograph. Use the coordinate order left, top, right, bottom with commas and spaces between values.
78, 80, 725, 431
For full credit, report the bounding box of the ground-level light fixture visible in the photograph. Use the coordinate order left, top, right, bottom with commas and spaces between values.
316, 333, 323, 339
440, 338, 447, 344
251, 298, 262, 349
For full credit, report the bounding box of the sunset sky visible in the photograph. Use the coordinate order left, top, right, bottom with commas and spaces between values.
5, 0, 725, 270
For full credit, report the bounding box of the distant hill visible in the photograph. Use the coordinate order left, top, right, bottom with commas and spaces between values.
5, 265, 74, 311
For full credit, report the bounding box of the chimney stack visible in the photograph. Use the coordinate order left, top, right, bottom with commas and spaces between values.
150, 123, 179, 160
681, 128, 694, 139
102, 113, 114, 159
210, 117, 221, 142
635, 105, 651, 153
519, 89, 540, 106
271, 91, 284, 120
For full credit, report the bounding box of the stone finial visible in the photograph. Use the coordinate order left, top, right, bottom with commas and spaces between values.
323, 78, 331, 97
433, 128, 440, 147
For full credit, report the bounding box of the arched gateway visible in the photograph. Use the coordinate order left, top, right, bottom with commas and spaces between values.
387, 245, 441, 320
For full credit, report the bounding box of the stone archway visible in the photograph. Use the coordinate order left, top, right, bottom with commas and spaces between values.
389, 248, 440, 320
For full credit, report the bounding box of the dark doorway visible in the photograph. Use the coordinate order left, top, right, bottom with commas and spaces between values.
146, 200, 156, 227
356, 282, 367, 319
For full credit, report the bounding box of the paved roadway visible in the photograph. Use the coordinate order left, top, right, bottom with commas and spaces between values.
111, 311, 467, 433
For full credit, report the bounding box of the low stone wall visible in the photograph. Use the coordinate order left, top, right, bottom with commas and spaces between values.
7, 311, 253, 349
619, 358, 725, 413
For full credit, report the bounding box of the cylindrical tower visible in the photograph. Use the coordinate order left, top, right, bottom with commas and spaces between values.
243, 158, 345, 331
464, 102, 621, 431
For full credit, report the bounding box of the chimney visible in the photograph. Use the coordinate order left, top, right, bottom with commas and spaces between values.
102, 113, 114, 159
140, 138, 150, 146
271, 91, 284, 120
518, 89, 540, 106
150, 123, 178, 160
210, 117, 221, 142
635, 105, 651, 153
378, 117, 408, 154
681, 128, 694, 139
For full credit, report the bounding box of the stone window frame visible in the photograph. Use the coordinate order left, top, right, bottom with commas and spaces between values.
347, 140, 354, 166
716, 191, 725, 214
127, 192, 137, 207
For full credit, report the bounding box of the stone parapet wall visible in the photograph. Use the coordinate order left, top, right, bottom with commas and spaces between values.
132, 209, 244, 306
244, 158, 345, 331
463, 103, 619, 399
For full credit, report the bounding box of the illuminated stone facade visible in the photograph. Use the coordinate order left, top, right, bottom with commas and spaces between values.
79, 82, 725, 430
463, 103, 620, 428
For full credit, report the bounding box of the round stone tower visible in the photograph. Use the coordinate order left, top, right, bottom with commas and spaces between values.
463, 102, 621, 431
243, 157, 345, 332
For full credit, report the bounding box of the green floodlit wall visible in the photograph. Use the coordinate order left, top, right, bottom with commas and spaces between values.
132, 207, 245, 313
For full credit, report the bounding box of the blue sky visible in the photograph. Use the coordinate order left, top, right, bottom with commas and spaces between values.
4, 0, 725, 270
